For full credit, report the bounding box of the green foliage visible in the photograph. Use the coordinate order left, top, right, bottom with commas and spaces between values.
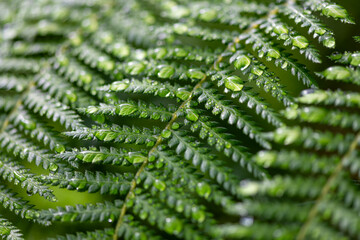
0, 0, 359, 239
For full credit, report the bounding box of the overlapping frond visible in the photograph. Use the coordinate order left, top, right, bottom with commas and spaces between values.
218, 47, 360, 239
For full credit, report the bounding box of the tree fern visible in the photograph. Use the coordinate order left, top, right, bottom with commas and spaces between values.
0, 0, 359, 239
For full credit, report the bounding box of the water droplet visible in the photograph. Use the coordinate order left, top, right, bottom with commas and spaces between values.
161, 129, 172, 139
139, 210, 148, 220
300, 89, 316, 97
154, 179, 166, 191
175, 200, 185, 212
192, 207, 206, 223
79, 72, 92, 84
199, 9, 217, 22
322, 66, 350, 80
110, 80, 129, 91
292, 36, 309, 49
54, 144, 65, 153
49, 163, 59, 172
273, 24, 289, 35
125, 61, 146, 75
164, 217, 183, 235
113, 43, 130, 58
322, 4, 349, 20
186, 109, 199, 122
157, 65, 175, 79
240, 216, 254, 226
323, 36, 335, 48
187, 69, 206, 80
196, 182, 211, 199
224, 76, 244, 92
97, 57, 115, 71
127, 152, 147, 164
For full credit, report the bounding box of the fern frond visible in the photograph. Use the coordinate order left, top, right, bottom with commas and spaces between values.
101, 78, 192, 101
149, 147, 234, 206
41, 170, 133, 195
0, 58, 41, 74
65, 125, 159, 146
241, 48, 360, 239
0, 155, 55, 201
195, 86, 271, 148
0, 96, 18, 112
0, 128, 58, 170
168, 129, 240, 194
9, 107, 66, 152
0, 216, 24, 240
0, 75, 29, 92
57, 147, 146, 167
0, 0, 359, 238
280, 4, 336, 48
50, 228, 113, 240
83, 100, 176, 122
0, 185, 40, 221
23, 89, 84, 130
39, 200, 123, 223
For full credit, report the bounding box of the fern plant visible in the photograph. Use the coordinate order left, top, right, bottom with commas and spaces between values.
0, 0, 359, 239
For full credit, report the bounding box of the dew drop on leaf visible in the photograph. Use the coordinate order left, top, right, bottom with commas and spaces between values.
171, 122, 180, 130
154, 179, 166, 191
54, 144, 65, 153
97, 57, 115, 71
173, 23, 188, 34
175, 200, 185, 212
79, 72, 92, 84
322, 5, 349, 20
139, 210, 148, 220
161, 129, 172, 139
267, 49, 281, 59
113, 43, 130, 58
322, 66, 351, 80
65, 90, 77, 103
116, 103, 138, 116
224, 76, 244, 92
125, 61, 146, 75
240, 216, 254, 226
49, 163, 59, 172
176, 88, 191, 100
191, 207, 206, 223
199, 9, 217, 22
186, 109, 199, 122
25, 210, 39, 219
21, 119, 36, 130
154, 48, 167, 59
127, 152, 147, 164
273, 24, 289, 35
174, 48, 188, 57
110, 81, 129, 91
196, 182, 211, 198
292, 36, 309, 49
157, 65, 175, 79
187, 69, 206, 80
164, 217, 183, 235
299, 89, 316, 97
323, 36, 335, 48
350, 53, 360, 66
